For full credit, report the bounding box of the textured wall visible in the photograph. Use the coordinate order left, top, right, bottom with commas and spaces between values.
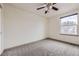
48, 10, 79, 45
3, 4, 47, 49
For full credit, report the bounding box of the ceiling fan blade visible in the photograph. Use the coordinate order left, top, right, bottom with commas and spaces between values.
53, 3, 56, 5
45, 10, 48, 14
52, 6, 58, 11
37, 7, 45, 10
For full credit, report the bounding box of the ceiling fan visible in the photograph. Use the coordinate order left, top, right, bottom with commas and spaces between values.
36, 3, 59, 14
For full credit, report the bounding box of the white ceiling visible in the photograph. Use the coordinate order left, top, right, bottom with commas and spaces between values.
11, 3, 79, 18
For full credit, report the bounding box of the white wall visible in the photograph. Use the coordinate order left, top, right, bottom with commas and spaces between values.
0, 7, 2, 54
0, 4, 4, 54
3, 4, 47, 49
48, 10, 79, 45
2, 3, 79, 50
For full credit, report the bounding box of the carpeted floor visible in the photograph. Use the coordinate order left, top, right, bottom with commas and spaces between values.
1, 39, 79, 56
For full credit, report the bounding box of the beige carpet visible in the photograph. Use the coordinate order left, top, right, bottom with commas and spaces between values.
1, 39, 79, 56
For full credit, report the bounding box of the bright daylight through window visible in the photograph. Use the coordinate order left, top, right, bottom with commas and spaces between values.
60, 13, 78, 35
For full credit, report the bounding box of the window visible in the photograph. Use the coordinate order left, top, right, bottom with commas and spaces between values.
60, 13, 78, 35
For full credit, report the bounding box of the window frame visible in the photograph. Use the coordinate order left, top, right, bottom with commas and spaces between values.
60, 13, 78, 36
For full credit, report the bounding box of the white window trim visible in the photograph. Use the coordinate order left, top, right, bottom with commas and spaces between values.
60, 13, 79, 36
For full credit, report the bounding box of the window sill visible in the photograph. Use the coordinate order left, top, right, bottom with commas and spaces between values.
60, 33, 79, 36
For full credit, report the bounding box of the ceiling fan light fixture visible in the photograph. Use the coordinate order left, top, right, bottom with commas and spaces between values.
36, 3, 59, 14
